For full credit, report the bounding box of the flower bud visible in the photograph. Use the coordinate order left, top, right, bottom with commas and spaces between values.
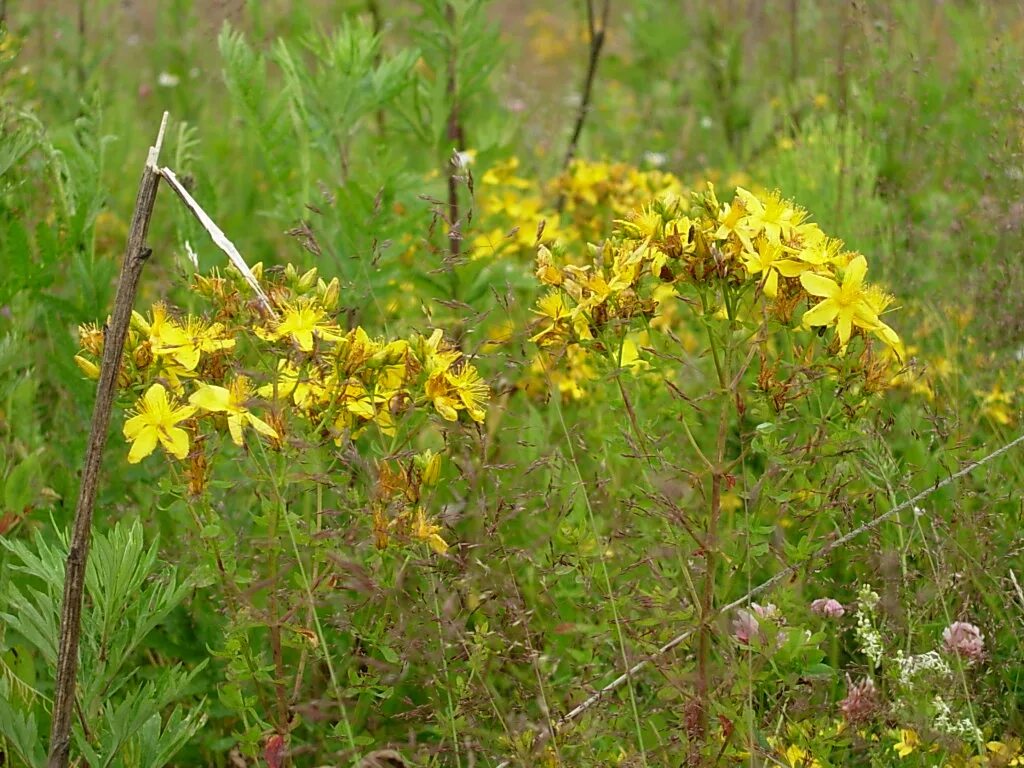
319, 277, 340, 311
74, 355, 100, 380
133, 341, 153, 369
298, 267, 318, 291
810, 598, 845, 618
416, 450, 442, 486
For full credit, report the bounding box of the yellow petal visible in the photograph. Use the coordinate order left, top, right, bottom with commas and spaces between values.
170, 404, 198, 422
159, 426, 191, 459
837, 311, 853, 347
245, 413, 279, 439
800, 271, 839, 298
852, 304, 882, 330
227, 414, 245, 446
174, 347, 201, 371
802, 299, 839, 327
844, 254, 868, 288
142, 383, 170, 413
127, 428, 159, 464
434, 397, 459, 421
294, 329, 314, 352
774, 259, 807, 278
123, 413, 148, 440
189, 384, 232, 413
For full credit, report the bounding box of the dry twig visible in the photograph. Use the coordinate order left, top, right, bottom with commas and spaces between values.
561, 0, 611, 174
47, 113, 169, 768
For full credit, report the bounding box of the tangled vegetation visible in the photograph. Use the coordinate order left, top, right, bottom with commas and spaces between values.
3, 2, 1024, 767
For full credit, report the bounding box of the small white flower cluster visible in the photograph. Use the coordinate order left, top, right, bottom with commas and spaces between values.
933, 695, 982, 744
895, 650, 952, 689
857, 584, 880, 609
854, 585, 884, 669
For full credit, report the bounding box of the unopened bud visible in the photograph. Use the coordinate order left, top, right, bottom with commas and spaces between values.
74, 355, 100, 380
416, 450, 442, 486
298, 267, 318, 291
320, 277, 340, 311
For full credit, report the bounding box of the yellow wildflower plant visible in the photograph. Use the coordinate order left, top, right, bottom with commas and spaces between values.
123, 383, 197, 464
77, 259, 488, 558
528, 180, 903, 399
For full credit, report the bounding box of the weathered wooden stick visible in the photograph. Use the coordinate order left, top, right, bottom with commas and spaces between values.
47, 112, 168, 768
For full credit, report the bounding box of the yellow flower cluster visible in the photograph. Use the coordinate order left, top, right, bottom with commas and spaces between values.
461, 157, 687, 400
551, 159, 685, 243
530, 183, 902, 367
74, 262, 490, 555
472, 157, 562, 258
469, 157, 685, 261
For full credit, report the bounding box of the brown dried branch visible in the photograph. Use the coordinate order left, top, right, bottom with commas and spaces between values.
561, 0, 611, 175
47, 113, 169, 768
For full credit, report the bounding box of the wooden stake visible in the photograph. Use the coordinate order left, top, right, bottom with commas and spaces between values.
47, 113, 168, 768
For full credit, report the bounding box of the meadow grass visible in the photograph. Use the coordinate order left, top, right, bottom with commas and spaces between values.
2, 2, 1024, 766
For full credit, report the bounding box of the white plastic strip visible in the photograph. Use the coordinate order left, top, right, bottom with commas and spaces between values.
157, 165, 276, 316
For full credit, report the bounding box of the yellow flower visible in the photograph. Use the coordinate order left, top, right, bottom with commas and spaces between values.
800, 255, 889, 349
977, 384, 1015, 425
257, 359, 324, 410
714, 196, 757, 253
258, 300, 343, 352
411, 508, 449, 554
743, 237, 808, 299
535, 245, 563, 286
425, 370, 461, 422
736, 187, 794, 243
615, 202, 663, 243
893, 728, 919, 758
161, 316, 236, 371
782, 744, 821, 768
415, 329, 462, 374
136, 303, 188, 359
189, 376, 279, 446
529, 292, 571, 346
416, 450, 443, 486
448, 364, 490, 423
123, 383, 197, 464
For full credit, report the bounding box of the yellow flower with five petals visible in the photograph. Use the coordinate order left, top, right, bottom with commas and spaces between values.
800, 255, 900, 351
123, 383, 196, 464
189, 376, 279, 446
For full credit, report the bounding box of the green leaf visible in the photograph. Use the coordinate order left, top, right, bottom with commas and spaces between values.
4, 454, 41, 513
